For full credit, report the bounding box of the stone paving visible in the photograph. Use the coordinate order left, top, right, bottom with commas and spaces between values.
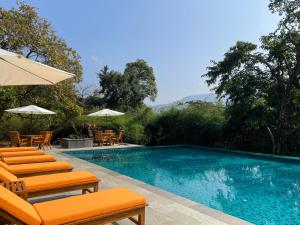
31, 145, 253, 225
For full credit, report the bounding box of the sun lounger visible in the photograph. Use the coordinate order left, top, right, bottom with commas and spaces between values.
1, 155, 55, 165
0, 161, 73, 177
0, 147, 37, 153
0, 186, 146, 225
0, 150, 45, 158
0, 167, 99, 200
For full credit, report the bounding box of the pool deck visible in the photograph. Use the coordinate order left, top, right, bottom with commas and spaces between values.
34, 145, 253, 225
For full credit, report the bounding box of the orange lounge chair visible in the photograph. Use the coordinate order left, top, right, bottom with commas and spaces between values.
0, 147, 37, 153
0, 167, 99, 200
1, 155, 55, 165
0, 186, 146, 225
0, 161, 73, 177
0, 150, 45, 158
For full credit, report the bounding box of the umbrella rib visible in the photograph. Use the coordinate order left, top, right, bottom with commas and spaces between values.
0, 57, 56, 84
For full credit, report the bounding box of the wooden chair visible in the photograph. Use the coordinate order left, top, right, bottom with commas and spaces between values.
105, 129, 114, 133
32, 131, 53, 150
112, 131, 125, 145
94, 131, 112, 146
0, 186, 146, 225
7, 131, 30, 147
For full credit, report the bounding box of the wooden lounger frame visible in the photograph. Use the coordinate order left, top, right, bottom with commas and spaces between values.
0, 204, 146, 225
3, 179, 99, 200
14, 168, 73, 177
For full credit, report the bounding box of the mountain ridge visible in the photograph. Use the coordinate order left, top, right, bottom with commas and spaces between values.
151, 93, 222, 112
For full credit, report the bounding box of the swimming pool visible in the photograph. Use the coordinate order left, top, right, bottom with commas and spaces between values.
66, 146, 300, 225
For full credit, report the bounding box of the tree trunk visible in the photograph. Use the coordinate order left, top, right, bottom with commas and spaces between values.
264, 122, 276, 154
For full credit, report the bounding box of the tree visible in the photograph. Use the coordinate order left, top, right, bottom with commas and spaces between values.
123, 59, 157, 108
203, 0, 300, 154
0, 1, 83, 123
98, 60, 157, 111
98, 65, 125, 109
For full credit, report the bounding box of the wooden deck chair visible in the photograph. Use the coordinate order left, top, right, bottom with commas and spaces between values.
1, 155, 55, 165
0, 167, 99, 200
32, 131, 53, 150
0, 150, 45, 158
112, 131, 125, 145
94, 131, 111, 146
0, 161, 73, 177
0, 186, 146, 225
7, 131, 31, 147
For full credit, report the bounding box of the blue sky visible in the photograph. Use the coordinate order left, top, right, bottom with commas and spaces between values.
1, 0, 279, 105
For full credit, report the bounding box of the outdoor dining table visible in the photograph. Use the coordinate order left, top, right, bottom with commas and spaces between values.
21, 134, 43, 147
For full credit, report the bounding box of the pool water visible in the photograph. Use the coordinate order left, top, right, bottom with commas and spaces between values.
66, 146, 300, 225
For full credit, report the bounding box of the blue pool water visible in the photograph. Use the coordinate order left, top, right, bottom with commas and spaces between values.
66, 146, 300, 225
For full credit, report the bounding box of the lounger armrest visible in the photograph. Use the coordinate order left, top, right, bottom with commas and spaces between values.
3, 180, 28, 200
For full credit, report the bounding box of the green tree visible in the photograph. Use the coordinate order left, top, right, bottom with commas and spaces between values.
98, 59, 157, 111
0, 1, 83, 124
203, 0, 300, 154
123, 59, 157, 108
98, 65, 125, 109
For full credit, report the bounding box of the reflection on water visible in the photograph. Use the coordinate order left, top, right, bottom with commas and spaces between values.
68, 147, 300, 225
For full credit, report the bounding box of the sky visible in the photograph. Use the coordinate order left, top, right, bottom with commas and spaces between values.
1, 0, 280, 105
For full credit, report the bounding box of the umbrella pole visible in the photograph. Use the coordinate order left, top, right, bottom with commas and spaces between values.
30, 114, 33, 130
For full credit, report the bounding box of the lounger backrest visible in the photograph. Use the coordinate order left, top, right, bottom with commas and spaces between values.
0, 185, 41, 225
0, 161, 10, 171
0, 166, 18, 183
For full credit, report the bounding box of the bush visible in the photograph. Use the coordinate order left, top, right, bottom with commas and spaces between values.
147, 101, 226, 146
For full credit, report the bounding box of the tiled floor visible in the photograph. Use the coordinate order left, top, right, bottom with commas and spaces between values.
33, 145, 253, 225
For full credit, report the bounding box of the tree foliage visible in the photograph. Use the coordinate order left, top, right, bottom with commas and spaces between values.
147, 102, 225, 146
0, 1, 83, 125
98, 59, 157, 110
203, 0, 300, 154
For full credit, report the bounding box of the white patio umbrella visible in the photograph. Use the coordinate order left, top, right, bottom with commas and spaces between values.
5, 105, 56, 115
5, 105, 56, 127
88, 109, 124, 126
0, 48, 74, 86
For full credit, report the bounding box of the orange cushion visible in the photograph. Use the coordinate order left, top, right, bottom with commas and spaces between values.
0, 161, 10, 170
3, 155, 55, 165
33, 188, 146, 225
0, 185, 41, 225
0, 166, 18, 183
22, 171, 98, 192
0, 147, 37, 153
1, 150, 45, 158
8, 161, 73, 175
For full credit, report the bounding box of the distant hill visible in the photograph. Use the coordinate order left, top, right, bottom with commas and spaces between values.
179, 93, 219, 103
151, 93, 224, 112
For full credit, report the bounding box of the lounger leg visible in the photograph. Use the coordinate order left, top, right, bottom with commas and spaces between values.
138, 209, 145, 225
93, 184, 99, 192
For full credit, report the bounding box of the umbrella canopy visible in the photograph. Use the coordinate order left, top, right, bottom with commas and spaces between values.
0, 48, 74, 86
88, 109, 124, 117
5, 105, 56, 115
